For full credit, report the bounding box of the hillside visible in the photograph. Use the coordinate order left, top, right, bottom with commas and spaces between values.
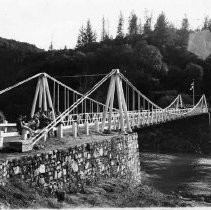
0, 26, 210, 120
0, 176, 191, 208
0, 37, 43, 53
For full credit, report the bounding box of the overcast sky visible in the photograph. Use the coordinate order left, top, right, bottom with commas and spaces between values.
0, 0, 211, 50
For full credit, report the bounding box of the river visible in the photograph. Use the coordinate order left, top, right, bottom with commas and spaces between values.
140, 152, 211, 196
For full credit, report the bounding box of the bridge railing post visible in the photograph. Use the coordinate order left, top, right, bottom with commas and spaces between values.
142, 112, 145, 126
145, 112, 148, 125
150, 111, 152, 124
95, 120, 99, 132
151, 111, 153, 124
113, 115, 116, 130
155, 110, 157, 123
72, 122, 77, 138
131, 112, 134, 127
164, 110, 167, 121
158, 110, 160, 122
158, 110, 160, 123
3, 120, 8, 133
0, 131, 3, 149
157, 110, 160, 122
22, 130, 29, 140
138, 111, 141, 128
57, 123, 63, 139
158, 110, 161, 123
85, 121, 89, 135
143, 112, 146, 125
108, 112, 112, 131
154, 110, 156, 123
162, 110, 165, 122
43, 133, 47, 141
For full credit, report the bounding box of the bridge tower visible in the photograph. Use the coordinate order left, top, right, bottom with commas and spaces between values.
101, 69, 131, 132
31, 73, 55, 119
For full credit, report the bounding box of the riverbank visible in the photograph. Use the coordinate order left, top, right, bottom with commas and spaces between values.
0, 175, 189, 208
137, 113, 211, 154
1, 152, 211, 209
1, 147, 211, 207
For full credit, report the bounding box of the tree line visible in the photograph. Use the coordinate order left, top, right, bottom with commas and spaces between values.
1, 11, 211, 120
76, 11, 193, 48
72, 11, 211, 106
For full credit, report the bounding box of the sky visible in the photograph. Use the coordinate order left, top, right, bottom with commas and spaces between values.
0, 0, 211, 50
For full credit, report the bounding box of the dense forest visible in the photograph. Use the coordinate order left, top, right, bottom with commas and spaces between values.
1, 11, 211, 120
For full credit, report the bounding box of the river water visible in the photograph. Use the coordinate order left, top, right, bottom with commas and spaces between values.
140, 152, 211, 196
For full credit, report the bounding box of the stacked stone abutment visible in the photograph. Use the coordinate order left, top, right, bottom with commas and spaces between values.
0, 133, 141, 192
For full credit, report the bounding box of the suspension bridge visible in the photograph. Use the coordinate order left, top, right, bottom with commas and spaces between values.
0, 69, 208, 152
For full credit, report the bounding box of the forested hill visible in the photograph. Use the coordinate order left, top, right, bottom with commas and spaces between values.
0, 37, 43, 87
1, 12, 211, 120
0, 34, 210, 108
0, 37, 43, 52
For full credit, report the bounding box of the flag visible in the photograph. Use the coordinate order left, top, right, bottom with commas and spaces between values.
190, 82, 194, 91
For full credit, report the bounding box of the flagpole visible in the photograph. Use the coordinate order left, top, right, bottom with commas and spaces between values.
193, 79, 195, 106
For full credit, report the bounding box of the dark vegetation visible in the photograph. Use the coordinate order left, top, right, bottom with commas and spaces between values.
0, 177, 187, 208
138, 113, 211, 154
0, 12, 211, 121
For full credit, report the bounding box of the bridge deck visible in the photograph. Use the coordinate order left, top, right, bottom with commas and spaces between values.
0, 70, 208, 152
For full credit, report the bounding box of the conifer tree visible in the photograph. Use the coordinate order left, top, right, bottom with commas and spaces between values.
203, 16, 209, 30
128, 11, 138, 36
116, 12, 124, 38
177, 16, 190, 47
143, 11, 152, 36
101, 16, 106, 41
202, 16, 211, 31
76, 25, 86, 48
85, 19, 97, 44
105, 19, 111, 40
76, 20, 97, 48
181, 16, 189, 31
153, 12, 169, 47
48, 41, 53, 51
138, 18, 143, 34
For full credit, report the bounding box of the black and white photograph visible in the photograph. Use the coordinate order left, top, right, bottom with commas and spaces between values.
0, 0, 211, 208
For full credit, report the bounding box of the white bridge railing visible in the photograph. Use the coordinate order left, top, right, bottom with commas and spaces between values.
0, 69, 208, 149
0, 106, 208, 146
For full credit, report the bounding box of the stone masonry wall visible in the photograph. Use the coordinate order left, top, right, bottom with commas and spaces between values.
0, 133, 141, 192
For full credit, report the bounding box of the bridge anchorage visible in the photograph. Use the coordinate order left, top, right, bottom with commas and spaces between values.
0, 69, 208, 152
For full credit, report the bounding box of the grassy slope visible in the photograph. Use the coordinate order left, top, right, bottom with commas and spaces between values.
0, 176, 185, 209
